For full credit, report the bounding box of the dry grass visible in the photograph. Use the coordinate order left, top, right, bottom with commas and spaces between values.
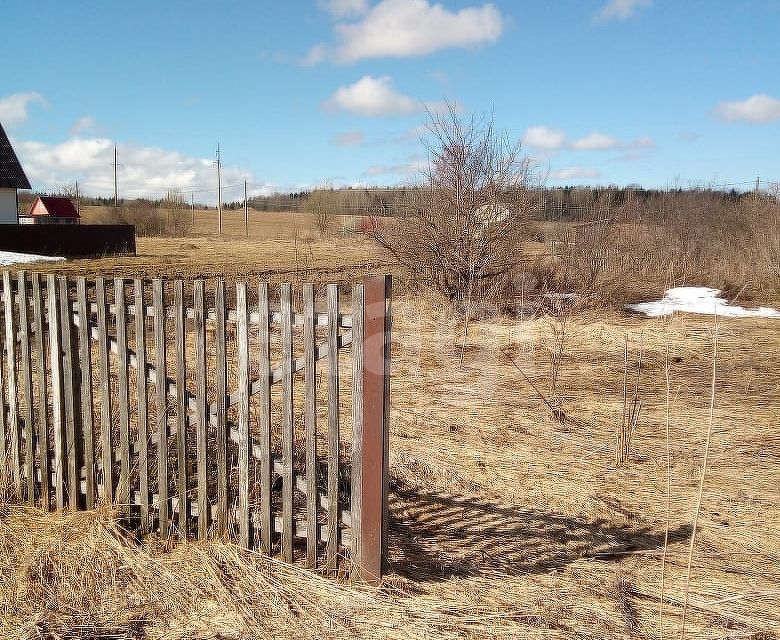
79, 205, 364, 240
24, 231, 390, 284
3, 219, 780, 638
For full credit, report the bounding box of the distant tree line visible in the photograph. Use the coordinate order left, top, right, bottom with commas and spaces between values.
18, 182, 774, 222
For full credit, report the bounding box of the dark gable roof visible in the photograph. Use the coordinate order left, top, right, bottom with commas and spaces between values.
0, 122, 31, 190
31, 196, 79, 218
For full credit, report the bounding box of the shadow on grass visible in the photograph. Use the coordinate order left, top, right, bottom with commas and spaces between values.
388, 479, 690, 582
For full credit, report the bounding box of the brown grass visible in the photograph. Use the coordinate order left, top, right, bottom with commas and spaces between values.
3, 214, 780, 638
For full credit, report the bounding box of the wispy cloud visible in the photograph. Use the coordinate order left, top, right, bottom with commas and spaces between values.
393, 124, 429, 143
318, 0, 368, 17
570, 131, 621, 150
307, 0, 505, 64
595, 0, 652, 22
331, 130, 366, 146
677, 130, 701, 142
0, 92, 45, 127
523, 125, 654, 152
714, 94, 780, 123
324, 75, 444, 116
549, 166, 601, 180
362, 157, 426, 179
70, 116, 100, 137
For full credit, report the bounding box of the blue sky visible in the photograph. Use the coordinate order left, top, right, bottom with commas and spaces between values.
1, 0, 779, 202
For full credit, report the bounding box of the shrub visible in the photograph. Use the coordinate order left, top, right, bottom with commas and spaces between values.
371, 106, 537, 305
98, 200, 193, 237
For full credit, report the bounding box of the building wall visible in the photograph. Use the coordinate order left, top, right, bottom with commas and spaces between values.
0, 189, 18, 224
19, 216, 78, 225
30, 199, 47, 215
0, 224, 136, 257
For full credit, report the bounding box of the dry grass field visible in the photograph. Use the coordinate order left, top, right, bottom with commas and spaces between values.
2, 211, 780, 638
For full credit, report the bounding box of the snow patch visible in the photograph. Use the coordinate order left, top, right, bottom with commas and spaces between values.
0, 251, 65, 267
626, 287, 780, 319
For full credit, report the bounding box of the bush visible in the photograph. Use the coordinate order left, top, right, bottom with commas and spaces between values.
98, 201, 193, 237
372, 106, 537, 304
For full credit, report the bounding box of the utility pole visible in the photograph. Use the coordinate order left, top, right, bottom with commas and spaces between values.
244, 179, 248, 237
755, 176, 760, 200
215, 143, 222, 235
191, 191, 195, 226
112, 146, 120, 208
75, 179, 80, 217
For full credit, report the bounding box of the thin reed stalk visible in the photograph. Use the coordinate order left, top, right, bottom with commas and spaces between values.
660, 340, 671, 639
680, 315, 719, 638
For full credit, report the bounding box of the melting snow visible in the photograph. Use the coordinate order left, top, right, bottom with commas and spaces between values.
0, 251, 64, 267
626, 287, 780, 318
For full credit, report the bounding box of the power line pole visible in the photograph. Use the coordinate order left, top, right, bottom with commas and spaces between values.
191, 191, 195, 226
215, 143, 222, 235
112, 146, 120, 208
75, 179, 80, 217
244, 179, 248, 237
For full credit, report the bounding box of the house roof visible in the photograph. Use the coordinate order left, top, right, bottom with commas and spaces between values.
29, 196, 80, 218
0, 122, 31, 190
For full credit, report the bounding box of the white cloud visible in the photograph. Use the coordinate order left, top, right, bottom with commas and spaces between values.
714, 94, 780, 123
318, 0, 368, 16
523, 125, 654, 152
331, 130, 366, 146
70, 116, 100, 136
15, 136, 270, 204
325, 75, 444, 116
523, 125, 567, 150
550, 166, 601, 180
570, 131, 620, 150
0, 92, 45, 127
312, 0, 504, 63
596, 0, 652, 21
303, 44, 330, 65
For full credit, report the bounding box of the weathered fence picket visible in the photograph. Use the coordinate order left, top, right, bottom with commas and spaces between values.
215, 279, 228, 538
280, 282, 294, 562
303, 283, 317, 568
46, 274, 64, 509
77, 277, 95, 510
3, 271, 20, 495
96, 277, 113, 505
133, 278, 148, 529
0, 272, 391, 581
152, 278, 168, 537
194, 279, 208, 540
32, 274, 50, 510
174, 280, 188, 537
17, 272, 35, 504
257, 281, 272, 554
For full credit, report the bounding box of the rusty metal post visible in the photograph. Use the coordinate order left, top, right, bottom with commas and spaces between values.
357, 275, 390, 583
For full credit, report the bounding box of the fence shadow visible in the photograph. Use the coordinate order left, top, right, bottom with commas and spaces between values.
387, 480, 690, 582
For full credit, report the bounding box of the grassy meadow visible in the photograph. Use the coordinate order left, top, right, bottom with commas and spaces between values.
2, 206, 780, 639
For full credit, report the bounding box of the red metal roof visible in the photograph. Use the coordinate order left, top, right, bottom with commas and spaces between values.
28, 196, 80, 218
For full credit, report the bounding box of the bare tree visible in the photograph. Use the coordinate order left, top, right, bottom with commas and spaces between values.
372, 105, 537, 306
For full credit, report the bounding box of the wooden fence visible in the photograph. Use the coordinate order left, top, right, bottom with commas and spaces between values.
0, 271, 391, 582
